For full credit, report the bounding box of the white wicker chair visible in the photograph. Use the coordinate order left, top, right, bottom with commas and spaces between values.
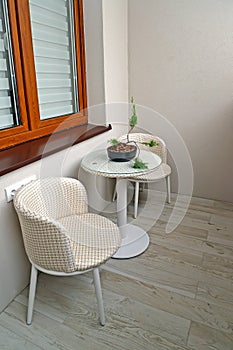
113, 133, 171, 218
13, 177, 121, 326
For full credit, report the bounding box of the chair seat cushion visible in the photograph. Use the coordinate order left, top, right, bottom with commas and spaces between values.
58, 213, 121, 271
129, 163, 171, 182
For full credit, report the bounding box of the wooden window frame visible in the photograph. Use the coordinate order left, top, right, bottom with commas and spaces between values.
0, 124, 112, 176
0, 0, 88, 150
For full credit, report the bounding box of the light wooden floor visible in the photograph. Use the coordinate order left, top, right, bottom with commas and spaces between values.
1, 189, 233, 350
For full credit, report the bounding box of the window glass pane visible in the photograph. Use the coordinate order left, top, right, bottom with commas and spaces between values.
0, 0, 20, 130
29, 0, 79, 121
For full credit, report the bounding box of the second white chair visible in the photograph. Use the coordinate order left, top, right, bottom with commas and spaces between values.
113, 133, 171, 218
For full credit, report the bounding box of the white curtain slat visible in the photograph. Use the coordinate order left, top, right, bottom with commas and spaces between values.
30, 6, 68, 32
37, 72, 71, 80
0, 107, 12, 115
37, 79, 71, 89
40, 104, 73, 120
32, 23, 69, 47
29, 0, 78, 120
0, 114, 14, 127
0, 38, 4, 52
31, 23, 69, 45
38, 91, 72, 104
0, 58, 7, 71
32, 39, 69, 53
30, 6, 68, 31
30, 0, 67, 17
40, 100, 73, 111
36, 63, 70, 74
0, 19, 3, 32
0, 78, 9, 89
0, 96, 12, 109
34, 21, 68, 34
33, 46, 70, 61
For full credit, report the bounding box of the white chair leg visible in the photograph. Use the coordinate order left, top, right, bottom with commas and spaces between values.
166, 175, 171, 204
134, 181, 140, 219
93, 268, 105, 326
140, 182, 145, 192
27, 264, 38, 325
112, 181, 117, 202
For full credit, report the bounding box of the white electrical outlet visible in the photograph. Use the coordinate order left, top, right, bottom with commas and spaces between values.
5, 175, 37, 202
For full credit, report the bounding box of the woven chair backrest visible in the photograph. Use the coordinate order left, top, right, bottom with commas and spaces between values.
13, 177, 88, 273
119, 133, 167, 163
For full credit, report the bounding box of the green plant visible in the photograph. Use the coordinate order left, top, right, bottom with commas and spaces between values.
108, 138, 120, 146
133, 158, 148, 169
108, 97, 138, 146
141, 139, 159, 147
127, 96, 138, 142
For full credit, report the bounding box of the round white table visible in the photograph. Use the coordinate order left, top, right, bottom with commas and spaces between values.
81, 149, 161, 259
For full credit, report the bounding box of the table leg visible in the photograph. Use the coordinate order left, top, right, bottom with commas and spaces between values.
116, 178, 127, 228
113, 178, 150, 259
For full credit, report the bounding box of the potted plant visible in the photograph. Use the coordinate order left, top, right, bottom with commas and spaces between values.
107, 97, 152, 169
107, 97, 139, 162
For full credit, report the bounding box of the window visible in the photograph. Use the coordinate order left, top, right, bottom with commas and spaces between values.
29, 0, 79, 120
0, 0, 20, 130
0, 0, 87, 150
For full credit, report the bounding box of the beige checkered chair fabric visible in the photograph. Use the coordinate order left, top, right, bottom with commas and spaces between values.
13, 177, 121, 326
113, 133, 171, 218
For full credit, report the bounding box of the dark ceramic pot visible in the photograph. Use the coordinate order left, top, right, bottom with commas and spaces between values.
107, 143, 137, 162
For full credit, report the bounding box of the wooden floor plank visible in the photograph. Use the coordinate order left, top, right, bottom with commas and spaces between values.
196, 281, 233, 309
187, 322, 233, 350
150, 229, 233, 258
0, 301, 111, 350
64, 288, 190, 349
0, 324, 43, 350
104, 260, 198, 298
100, 269, 233, 334
202, 253, 233, 279
155, 221, 209, 240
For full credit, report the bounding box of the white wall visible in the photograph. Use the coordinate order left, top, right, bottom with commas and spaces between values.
129, 0, 233, 202
102, 0, 128, 104
84, 0, 129, 126
83, 0, 106, 125
102, 0, 129, 126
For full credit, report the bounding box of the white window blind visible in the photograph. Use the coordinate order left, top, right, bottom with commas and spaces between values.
0, 0, 20, 130
29, 0, 79, 121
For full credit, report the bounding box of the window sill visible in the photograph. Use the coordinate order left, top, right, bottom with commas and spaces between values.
0, 123, 112, 176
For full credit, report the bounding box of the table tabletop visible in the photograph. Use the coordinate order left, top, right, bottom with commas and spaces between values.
81, 149, 161, 178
